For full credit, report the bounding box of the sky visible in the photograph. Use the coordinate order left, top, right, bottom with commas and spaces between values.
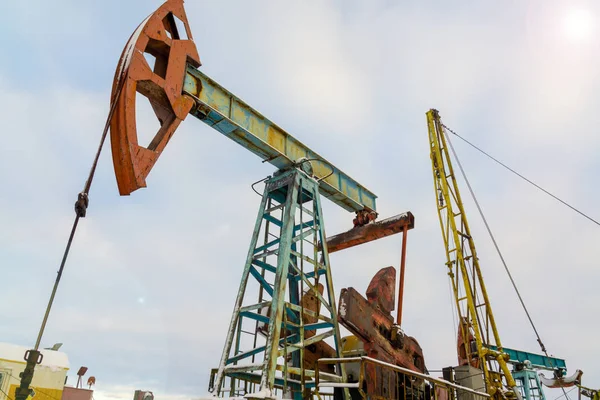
0, 0, 599, 399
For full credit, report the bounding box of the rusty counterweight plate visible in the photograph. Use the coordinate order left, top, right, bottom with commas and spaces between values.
338, 266, 425, 374
338, 267, 427, 399
110, 0, 200, 195
339, 287, 425, 373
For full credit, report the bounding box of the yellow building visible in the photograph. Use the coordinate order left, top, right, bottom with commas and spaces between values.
0, 343, 69, 400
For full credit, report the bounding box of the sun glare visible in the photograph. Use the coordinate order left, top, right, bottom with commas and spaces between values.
563, 8, 595, 41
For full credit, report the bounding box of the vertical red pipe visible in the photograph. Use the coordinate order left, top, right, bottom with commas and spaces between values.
397, 226, 408, 325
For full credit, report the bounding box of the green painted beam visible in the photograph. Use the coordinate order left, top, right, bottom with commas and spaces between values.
182, 66, 377, 213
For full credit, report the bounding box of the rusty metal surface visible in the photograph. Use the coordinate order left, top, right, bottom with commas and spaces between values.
397, 225, 409, 325
339, 286, 425, 373
252, 284, 337, 374
303, 341, 336, 375
300, 283, 336, 373
338, 267, 427, 399
338, 268, 425, 369
302, 284, 323, 339
366, 266, 396, 317
353, 209, 379, 227
110, 0, 200, 195
321, 212, 414, 253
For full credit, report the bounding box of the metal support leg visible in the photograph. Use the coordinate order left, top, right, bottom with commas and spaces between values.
213, 169, 349, 399
397, 226, 408, 325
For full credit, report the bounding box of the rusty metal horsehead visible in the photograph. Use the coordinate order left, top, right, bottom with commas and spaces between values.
110, 0, 200, 195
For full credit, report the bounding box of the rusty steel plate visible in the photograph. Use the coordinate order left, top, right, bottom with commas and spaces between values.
110, 0, 200, 195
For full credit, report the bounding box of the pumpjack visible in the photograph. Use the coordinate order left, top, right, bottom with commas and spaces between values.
109, 0, 421, 398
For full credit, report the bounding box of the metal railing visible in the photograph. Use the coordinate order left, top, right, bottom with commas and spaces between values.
316, 356, 490, 400
208, 357, 492, 399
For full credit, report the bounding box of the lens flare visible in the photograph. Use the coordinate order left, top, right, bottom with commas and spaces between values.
563, 8, 595, 41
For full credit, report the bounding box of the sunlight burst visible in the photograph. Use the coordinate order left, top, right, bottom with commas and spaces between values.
563, 8, 595, 41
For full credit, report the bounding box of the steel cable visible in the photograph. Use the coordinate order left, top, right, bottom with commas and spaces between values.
442, 124, 599, 227
442, 127, 570, 400
0, 386, 15, 400
553, 387, 578, 400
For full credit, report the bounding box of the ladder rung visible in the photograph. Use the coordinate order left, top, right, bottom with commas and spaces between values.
252, 259, 277, 274
294, 220, 315, 231
289, 250, 321, 268
263, 214, 283, 227
457, 231, 471, 239
253, 238, 281, 254
301, 237, 316, 246
253, 248, 279, 260
300, 206, 314, 217
266, 203, 285, 213
292, 228, 315, 245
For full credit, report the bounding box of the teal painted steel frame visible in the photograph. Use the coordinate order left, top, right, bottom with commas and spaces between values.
488, 345, 566, 371
513, 368, 547, 400
183, 66, 377, 213
213, 169, 348, 399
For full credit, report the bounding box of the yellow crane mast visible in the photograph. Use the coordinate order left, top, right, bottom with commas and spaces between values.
426, 109, 519, 400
